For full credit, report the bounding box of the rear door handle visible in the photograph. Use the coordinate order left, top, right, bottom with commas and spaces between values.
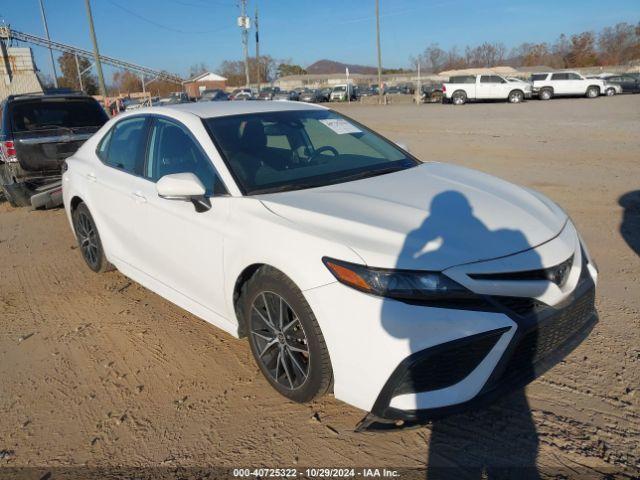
132, 191, 147, 203
86, 173, 97, 182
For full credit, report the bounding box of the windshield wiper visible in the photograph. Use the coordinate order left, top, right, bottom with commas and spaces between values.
338, 165, 409, 183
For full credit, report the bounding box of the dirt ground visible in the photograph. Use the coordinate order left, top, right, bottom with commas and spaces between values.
1, 95, 639, 479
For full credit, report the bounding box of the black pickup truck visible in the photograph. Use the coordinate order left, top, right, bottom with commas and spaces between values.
0, 92, 108, 207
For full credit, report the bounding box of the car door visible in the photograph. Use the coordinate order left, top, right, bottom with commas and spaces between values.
550, 73, 569, 94
88, 115, 151, 267
477, 75, 496, 99
132, 116, 231, 316
566, 72, 585, 95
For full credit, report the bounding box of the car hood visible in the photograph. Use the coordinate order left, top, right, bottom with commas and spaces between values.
259, 163, 568, 271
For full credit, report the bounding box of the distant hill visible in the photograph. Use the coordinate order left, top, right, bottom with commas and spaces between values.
306, 59, 378, 75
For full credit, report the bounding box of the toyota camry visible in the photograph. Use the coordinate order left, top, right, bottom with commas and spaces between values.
62, 101, 598, 430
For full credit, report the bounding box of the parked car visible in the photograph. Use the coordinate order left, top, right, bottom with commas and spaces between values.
358, 86, 379, 98
531, 72, 605, 100
258, 86, 281, 100
319, 87, 332, 102
62, 101, 598, 430
0, 92, 108, 207
299, 89, 323, 103
414, 82, 444, 103
273, 90, 299, 101
443, 74, 531, 105
198, 89, 229, 102
385, 86, 403, 95
330, 84, 357, 101
228, 88, 252, 101
599, 74, 640, 94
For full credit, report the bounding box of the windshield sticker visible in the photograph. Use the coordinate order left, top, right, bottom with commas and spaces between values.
319, 119, 362, 135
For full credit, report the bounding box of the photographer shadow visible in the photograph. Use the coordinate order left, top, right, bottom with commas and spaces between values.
380, 191, 541, 479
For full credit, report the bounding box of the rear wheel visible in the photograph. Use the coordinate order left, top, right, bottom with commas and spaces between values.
586, 86, 600, 98
241, 266, 332, 403
539, 88, 553, 101
451, 91, 467, 105
508, 90, 524, 103
72, 203, 112, 273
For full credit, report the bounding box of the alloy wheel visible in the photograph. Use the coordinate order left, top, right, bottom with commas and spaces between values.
250, 291, 310, 390
76, 212, 99, 269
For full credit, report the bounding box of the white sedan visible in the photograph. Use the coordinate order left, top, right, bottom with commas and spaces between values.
62, 101, 598, 430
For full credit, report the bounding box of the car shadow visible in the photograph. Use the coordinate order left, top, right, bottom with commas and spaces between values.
380, 191, 542, 478
618, 190, 640, 256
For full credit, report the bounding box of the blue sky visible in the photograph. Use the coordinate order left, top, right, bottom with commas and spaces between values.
2, 0, 638, 81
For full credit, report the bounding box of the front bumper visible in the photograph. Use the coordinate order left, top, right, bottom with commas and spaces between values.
360, 263, 596, 430
304, 230, 597, 431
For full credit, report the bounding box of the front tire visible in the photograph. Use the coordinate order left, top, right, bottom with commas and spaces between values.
605, 87, 616, 96
586, 86, 600, 98
72, 203, 112, 273
241, 266, 332, 403
508, 90, 524, 103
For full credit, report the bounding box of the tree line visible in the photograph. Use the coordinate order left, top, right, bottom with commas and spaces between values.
411, 22, 640, 73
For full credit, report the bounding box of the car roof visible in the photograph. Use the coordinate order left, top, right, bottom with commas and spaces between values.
134, 100, 328, 119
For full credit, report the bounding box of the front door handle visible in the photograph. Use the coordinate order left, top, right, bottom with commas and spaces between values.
132, 192, 147, 203
86, 173, 97, 183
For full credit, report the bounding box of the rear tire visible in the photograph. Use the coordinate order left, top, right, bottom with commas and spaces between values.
72, 202, 112, 273
240, 266, 333, 403
539, 88, 553, 101
451, 91, 467, 105
508, 90, 524, 103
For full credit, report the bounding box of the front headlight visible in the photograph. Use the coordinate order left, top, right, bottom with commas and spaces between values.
322, 257, 477, 303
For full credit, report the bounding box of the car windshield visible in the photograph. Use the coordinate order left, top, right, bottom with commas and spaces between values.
204, 109, 417, 195
11, 98, 108, 132
333, 86, 346, 92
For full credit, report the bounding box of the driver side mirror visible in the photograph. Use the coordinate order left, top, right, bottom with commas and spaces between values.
156, 172, 211, 212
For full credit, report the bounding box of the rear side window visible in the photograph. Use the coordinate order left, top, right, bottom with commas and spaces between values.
449, 76, 476, 84
480, 75, 505, 84
10, 98, 108, 133
102, 117, 147, 175
531, 74, 548, 81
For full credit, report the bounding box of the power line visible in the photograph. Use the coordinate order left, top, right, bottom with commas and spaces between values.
106, 0, 233, 35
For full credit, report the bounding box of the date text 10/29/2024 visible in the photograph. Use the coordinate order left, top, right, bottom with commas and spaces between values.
232, 468, 402, 478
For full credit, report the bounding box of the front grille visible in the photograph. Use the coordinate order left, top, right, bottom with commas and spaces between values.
498, 287, 596, 384
492, 295, 547, 317
394, 328, 506, 395
469, 255, 574, 287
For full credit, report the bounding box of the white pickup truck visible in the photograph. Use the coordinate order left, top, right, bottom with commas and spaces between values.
442, 74, 532, 105
531, 72, 606, 100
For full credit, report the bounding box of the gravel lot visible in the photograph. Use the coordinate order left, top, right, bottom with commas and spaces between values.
1, 95, 639, 478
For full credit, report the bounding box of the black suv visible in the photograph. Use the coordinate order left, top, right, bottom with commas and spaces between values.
0, 91, 108, 207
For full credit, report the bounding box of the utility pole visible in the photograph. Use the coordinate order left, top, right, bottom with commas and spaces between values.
375, 0, 382, 104
239, 0, 250, 88
84, 0, 107, 98
38, 0, 58, 88
255, 5, 260, 91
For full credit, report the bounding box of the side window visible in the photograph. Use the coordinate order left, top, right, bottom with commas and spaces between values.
567, 73, 582, 80
551, 73, 568, 81
480, 75, 494, 83
96, 128, 113, 162
103, 117, 147, 174
146, 118, 226, 196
